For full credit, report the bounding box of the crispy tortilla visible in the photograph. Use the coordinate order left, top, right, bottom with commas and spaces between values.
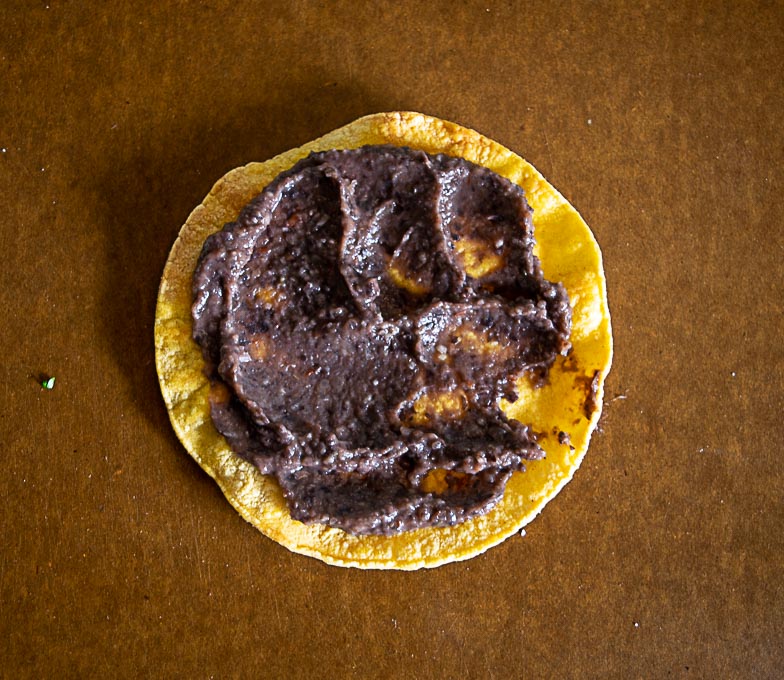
154, 112, 613, 569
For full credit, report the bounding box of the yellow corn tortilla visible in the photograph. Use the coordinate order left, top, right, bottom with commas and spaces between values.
154, 112, 613, 569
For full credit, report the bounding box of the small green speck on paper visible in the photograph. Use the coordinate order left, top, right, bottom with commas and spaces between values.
42, 377, 55, 390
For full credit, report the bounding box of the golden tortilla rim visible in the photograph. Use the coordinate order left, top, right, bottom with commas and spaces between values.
154, 112, 613, 570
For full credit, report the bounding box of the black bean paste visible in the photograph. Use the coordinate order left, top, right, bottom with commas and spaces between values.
192, 146, 571, 535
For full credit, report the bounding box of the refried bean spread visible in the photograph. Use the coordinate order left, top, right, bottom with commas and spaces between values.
192, 145, 571, 535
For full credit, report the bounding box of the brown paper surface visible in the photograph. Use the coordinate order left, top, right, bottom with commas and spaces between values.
1, 2, 781, 677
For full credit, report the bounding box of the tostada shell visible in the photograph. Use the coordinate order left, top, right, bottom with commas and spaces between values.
154, 112, 613, 569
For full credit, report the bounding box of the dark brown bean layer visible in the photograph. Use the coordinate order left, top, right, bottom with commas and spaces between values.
192, 146, 571, 535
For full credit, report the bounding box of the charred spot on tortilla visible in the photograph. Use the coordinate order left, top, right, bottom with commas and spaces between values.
578, 369, 602, 420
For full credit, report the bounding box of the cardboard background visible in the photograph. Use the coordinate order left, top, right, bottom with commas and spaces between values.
2, 2, 781, 677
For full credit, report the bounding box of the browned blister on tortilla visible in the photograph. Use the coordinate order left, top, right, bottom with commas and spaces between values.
154, 112, 613, 569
